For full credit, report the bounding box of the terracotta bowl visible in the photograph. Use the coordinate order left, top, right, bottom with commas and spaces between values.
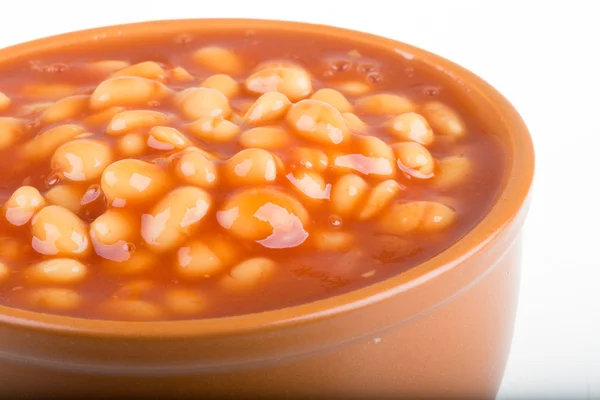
0, 19, 534, 399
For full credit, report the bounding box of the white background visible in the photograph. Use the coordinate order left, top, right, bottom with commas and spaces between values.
1, 1, 598, 398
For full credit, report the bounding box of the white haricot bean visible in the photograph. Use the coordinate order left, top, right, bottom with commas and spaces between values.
174, 87, 231, 120
0, 91, 11, 111
421, 101, 466, 138
378, 201, 457, 234
100, 299, 163, 320
109, 61, 166, 82
192, 46, 243, 75
286, 170, 331, 201
40, 95, 89, 125
164, 289, 207, 315
22, 83, 78, 100
83, 106, 125, 127
434, 155, 472, 189
86, 60, 130, 75
176, 240, 227, 280
332, 135, 396, 178
286, 99, 351, 146
147, 126, 191, 150
174, 149, 219, 189
245, 67, 312, 102
18, 102, 53, 116
392, 142, 434, 178
26, 258, 87, 285
330, 174, 369, 216
101, 159, 169, 206
186, 116, 240, 143
27, 288, 82, 311
221, 257, 277, 291
313, 230, 355, 252
91, 209, 138, 262
4, 186, 46, 226
45, 185, 85, 214
217, 187, 309, 248
310, 88, 352, 113
336, 81, 371, 96
243, 92, 291, 126
31, 205, 90, 257
100, 249, 156, 275
90, 76, 170, 110
224, 148, 279, 186
0, 117, 24, 151
200, 74, 240, 98
141, 186, 212, 252
386, 112, 434, 145
342, 113, 367, 134
0, 261, 8, 283
357, 179, 403, 220
51, 139, 113, 182
170, 66, 195, 82
356, 94, 416, 115
116, 132, 146, 157
238, 126, 292, 150
106, 109, 169, 135
289, 147, 329, 172
21, 124, 85, 161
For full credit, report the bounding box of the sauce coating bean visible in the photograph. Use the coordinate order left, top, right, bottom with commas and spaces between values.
90, 76, 170, 110
192, 46, 243, 76
378, 201, 457, 234
174, 87, 231, 121
245, 66, 312, 102
31, 205, 90, 257
4, 186, 46, 227
386, 112, 434, 145
244, 92, 291, 126
101, 159, 169, 206
200, 74, 240, 98
51, 139, 113, 182
286, 99, 351, 146
224, 148, 279, 186
26, 258, 87, 285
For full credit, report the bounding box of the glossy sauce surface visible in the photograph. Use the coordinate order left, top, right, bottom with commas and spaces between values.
0, 29, 506, 320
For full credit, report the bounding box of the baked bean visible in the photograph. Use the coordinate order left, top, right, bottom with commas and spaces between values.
90, 76, 170, 110
18, 102, 53, 116
313, 230, 356, 252
221, 257, 277, 291
310, 88, 352, 113
174, 149, 218, 188
100, 299, 163, 320
330, 174, 369, 216
356, 94, 415, 115
286, 99, 351, 146
203, 233, 242, 267
174, 87, 231, 120
86, 60, 130, 75
166, 67, 193, 83
0, 91, 11, 111
243, 92, 291, 126
51, 139, 113, 182
192, 46, 243, 75
392, 142, 434, 178
333, 135, 396, 178
83, 106, 125, 127
176, 240, 226, 280
224, 148, 279, 186
217, 187, 309, 248
22, 83, 78, 99
164, 289, 207, 315
254, 60, 303, 71
336, 81, 371, 96
27, 288, 82, 311
286, 170, 331, 201
0, 117, 24, 151
106, 109, 169, 135
101, 249, 156, 275
101, 159, 169, 206
116, 132, 147, 157
378, 201, 456, 234
26, 258, 87, 285
4, 186, 46, 226
109, 61, 166, 82
0, 237, 30, 261
342, 113, 367, 134
434, 155, 472, 189
40, 95, 89, 125
386, 112, 434, 145
200, 74, 240, 98
90, 209, 138, 262
289, 147, 328, 172
141, 186, 212, 252
45, 185, 85, 214
245, 67, 312, 102
0, 262, 8, 283
186, 116, 240, 143
358, 179, 403, 220
31, 205, 90, 257
239, 126, 292, 150
21, 124, 85, 161
422, 101, 466, 138
147, 126, 191, 150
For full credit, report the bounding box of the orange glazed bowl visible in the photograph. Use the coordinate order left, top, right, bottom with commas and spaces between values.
0, 19, 533, 399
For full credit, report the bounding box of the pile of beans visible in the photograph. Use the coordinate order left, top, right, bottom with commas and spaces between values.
0, 36, 503, 321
